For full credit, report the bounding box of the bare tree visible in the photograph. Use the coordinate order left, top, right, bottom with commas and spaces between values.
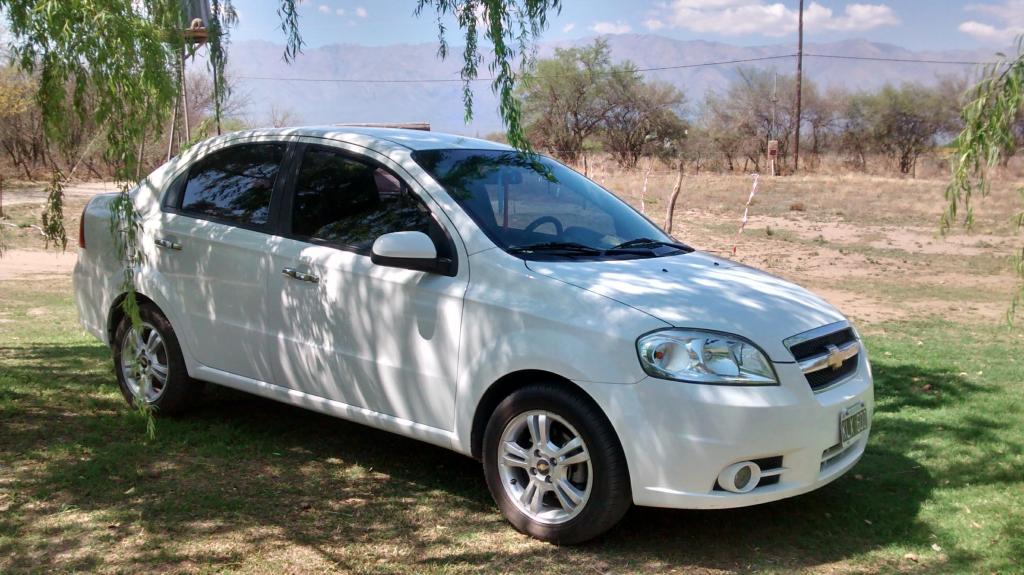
267, 103, 299, 128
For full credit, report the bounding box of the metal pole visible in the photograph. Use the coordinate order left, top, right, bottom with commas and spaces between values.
771, 71, 778, 139
181, 45, 191, 144
793, 0, 804, 172
166, 50, 181, 161
211, 44, 223, 136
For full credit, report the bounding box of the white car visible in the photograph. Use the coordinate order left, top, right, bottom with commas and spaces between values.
74, 127, 873, 544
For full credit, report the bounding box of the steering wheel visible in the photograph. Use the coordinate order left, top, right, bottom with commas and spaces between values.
523, 215, 564, 237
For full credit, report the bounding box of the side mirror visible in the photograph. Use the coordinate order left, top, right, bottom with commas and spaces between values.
371, 231, 453, 275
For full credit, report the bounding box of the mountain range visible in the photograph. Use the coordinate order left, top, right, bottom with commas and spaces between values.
226, 34, 1005, 134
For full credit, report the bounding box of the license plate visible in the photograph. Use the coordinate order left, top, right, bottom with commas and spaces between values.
840, 403, 869, 446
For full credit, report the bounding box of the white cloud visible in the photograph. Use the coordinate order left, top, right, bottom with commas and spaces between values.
959, 1, 1024, 43
644, 18, 665, 31
355, 6, 368, 18
591, 21, 633, 35
317, 4, 330, 14
652, 1, 898, 37
335, 8, 345, 16
806, 3, 900, 31
562, 22, 576, 33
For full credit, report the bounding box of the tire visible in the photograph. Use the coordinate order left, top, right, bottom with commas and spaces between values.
112, 303, 202, 415
482, 383, 631, 544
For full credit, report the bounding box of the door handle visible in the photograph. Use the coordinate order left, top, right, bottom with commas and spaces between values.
282, 267, 320, 283
154, 238, 182, 251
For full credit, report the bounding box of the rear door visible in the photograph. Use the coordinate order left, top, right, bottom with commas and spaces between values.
266, 143, 468, 431
155, 141, 288, 382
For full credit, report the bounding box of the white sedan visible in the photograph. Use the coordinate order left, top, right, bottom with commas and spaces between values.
73, 127, 873, 544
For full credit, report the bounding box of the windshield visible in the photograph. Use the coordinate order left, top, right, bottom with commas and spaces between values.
412, 149, 681, 259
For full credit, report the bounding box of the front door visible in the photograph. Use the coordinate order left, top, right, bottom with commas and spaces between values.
266, 144, 468, 431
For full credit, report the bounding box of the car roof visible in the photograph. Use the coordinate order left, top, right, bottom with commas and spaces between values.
205, 125, 513, 153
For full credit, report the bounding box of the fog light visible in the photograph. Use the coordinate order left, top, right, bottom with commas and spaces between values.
718, 461, 762, 493
734, 465, 752, 488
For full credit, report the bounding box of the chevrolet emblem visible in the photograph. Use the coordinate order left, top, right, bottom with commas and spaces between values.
825, 344, 844, 371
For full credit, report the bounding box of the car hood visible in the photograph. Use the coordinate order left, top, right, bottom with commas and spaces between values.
525, 251, 845, 362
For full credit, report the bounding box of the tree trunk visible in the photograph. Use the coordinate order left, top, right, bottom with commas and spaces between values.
664, 163, 685, 235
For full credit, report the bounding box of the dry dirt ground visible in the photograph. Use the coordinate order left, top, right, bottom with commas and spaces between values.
601, 169, 1022, 327
1, 181, 118, 281
1, 172, 1021, 326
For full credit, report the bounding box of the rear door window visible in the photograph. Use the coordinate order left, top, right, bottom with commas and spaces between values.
289, 146, 449, 255
179, 143, 286, 228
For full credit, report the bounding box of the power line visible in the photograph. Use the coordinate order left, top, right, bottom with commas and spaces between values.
632, 53, 796, 71
235, 54, 797, 84
804, 53, 995, 66
238, 74, 467, 84
234, 52, 1000, 85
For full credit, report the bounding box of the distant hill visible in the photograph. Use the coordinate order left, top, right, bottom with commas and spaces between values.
228, 34, 1004, 134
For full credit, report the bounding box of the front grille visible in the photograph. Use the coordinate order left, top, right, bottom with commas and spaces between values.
805, 356, 858, 390
789, 327, 856, 361
785, 323, 860, 392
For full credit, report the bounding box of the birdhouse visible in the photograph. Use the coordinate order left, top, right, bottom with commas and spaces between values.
181, 0, 211, 44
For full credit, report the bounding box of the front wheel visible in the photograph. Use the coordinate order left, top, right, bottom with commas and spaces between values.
482, 383, 631, 544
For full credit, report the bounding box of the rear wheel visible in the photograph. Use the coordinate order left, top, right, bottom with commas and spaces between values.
113, 304, 202, 414
482, 383, 631, 544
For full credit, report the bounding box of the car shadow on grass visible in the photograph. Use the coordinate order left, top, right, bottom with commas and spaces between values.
0, 343, 1007, 573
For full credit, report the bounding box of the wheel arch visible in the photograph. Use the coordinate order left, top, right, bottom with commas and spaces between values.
107, 291, 162, 345
469, 369, 607, 461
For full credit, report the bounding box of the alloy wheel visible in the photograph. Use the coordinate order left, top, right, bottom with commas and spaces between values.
120, 321, 169, 403
497, 410, 593, 524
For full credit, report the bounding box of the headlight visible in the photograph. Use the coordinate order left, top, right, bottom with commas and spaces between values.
637, 329, 778, 385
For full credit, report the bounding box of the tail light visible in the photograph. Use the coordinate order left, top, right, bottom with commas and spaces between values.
78, 205, 87, 249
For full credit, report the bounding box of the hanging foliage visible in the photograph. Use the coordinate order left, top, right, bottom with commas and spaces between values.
207, 0, 238, 134
41, 168, 67, 250
944, 36, 1024, 321
415, 0, 560, 150
1, 0, 207, 435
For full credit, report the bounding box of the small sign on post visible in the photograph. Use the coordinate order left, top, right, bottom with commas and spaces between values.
767, 139, 779, 176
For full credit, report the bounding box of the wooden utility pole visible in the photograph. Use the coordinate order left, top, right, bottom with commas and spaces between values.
793, 0, 804, 172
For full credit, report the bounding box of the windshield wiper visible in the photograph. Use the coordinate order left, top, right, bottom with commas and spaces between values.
507, 242, 604, 255
608, 237, 692, 252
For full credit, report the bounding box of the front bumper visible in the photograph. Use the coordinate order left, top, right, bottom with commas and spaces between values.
576, 353, 873, 509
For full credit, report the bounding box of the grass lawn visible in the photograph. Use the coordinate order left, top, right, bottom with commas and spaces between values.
1, 277, 1022, 574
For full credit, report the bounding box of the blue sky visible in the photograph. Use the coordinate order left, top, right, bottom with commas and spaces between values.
229, 0, 1024, 51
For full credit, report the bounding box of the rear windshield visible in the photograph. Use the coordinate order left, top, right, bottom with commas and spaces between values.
412, 149, 674, 258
